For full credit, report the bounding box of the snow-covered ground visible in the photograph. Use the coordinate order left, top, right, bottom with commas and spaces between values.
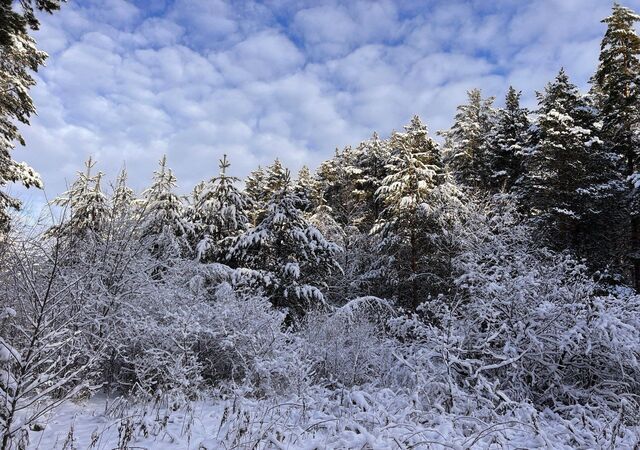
27, 395, 224, 450
25, 388, 640, 449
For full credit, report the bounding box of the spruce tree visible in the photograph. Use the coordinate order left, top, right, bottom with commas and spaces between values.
593, 2, 640, 175
592, 3, 640, 288
138, 155, 191, 261
110, 166, 135, 223
441, 89, 497, 189
316, 146, 362, 226
293, 165, 319, 213
245, 165, 267, 226
485, 87, 530, 192
229, 170, 340, 318
49, 157, 108, 242
265, 158, 287, 194
517, 70, 624, 265
191, 154, 249, 263
351, 132, 391, 230
372, 116, 446, 308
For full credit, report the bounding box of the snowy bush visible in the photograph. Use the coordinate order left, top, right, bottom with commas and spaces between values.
391, 200, 640, 422
300, 297, 396, 388
198, 282, 304, 394
0, 237, 97, 449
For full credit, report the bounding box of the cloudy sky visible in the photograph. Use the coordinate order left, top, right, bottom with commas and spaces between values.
11, 0, 640, 210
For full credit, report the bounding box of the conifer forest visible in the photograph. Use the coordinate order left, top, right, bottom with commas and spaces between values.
2, 1, 640, 449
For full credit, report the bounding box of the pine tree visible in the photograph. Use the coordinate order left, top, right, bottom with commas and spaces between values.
191, 154, 249, 263
593, 2, 640, 175
0, 0, 62, 233
592, 3, 640, 288
372, 116, 447, 307
441, 89, 497, 189
245, 158, 287, 226
229, 170, 341, 318
485, 87, 530, 192
138, 155, 191, 261
315, 149, 341, 205
517, 70, 624, 265
49, 157, 108, 241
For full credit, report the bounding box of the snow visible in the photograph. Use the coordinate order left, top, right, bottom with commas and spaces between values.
23, 388, 640, 450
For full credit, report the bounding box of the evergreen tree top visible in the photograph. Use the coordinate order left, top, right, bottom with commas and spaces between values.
538, 69, 583, 114
595, 3, 640, 85
505, 86, 522, 110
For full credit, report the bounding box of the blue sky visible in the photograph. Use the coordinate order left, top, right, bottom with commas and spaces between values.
11, 0, 640, 211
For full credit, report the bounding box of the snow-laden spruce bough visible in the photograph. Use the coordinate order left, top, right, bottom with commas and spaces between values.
3, 2, 640, 449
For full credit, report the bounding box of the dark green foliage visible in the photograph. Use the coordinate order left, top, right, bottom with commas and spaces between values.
484, 87, 530, 192
441, 89, 496, 190
516, 70, 625, 269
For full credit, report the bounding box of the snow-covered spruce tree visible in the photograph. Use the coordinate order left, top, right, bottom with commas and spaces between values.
593, 2, 640, 176
48, 157, 109, 244
372, 116, 460, 308
110, 166, 135, 223
312, 134, 393, 300
316, 147, 353, 225
191, 154, 249, 263
243, 157, 290, 227
484, 86, 530, 192
293, 165, 319, 213
592, 3, 640, 287
137, 155, 191, 262
229, 169, 341, 319
440, 89, 497, 190
315, 147, 365, 227
0, 0, 63, 233
516, 69, 625, 267
265, 158, 287, 195
351, 132, 391, 230
244, 165, 267, 226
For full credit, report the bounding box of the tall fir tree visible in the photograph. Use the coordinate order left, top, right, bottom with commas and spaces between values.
316, 146, 362, 227
372, 116, 447, 308
293, 165, 319, 213
517, 69, 624, 267
441, 89, 497, 190
592, 3, 640, 288
485, 87, 530, 192
351, 132, 391, 230
191, 155, 249, 263
110, 166, 135, 224
265, 158, 287, 194
593, 2, 640, 176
